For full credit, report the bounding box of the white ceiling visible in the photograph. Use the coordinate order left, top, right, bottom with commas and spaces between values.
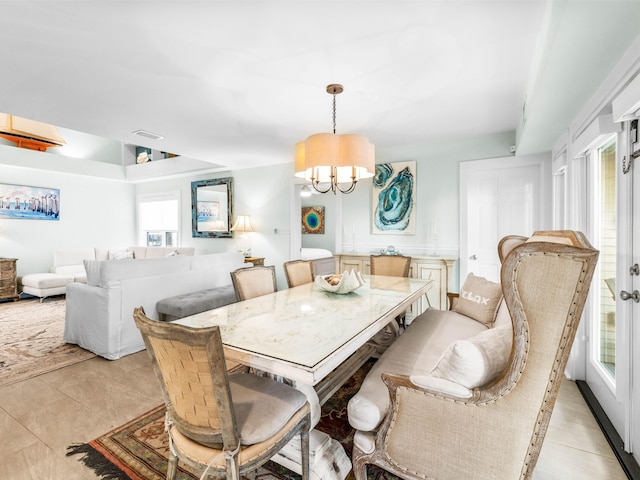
1, 1, 639, 172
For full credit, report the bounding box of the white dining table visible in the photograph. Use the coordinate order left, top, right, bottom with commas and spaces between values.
172, 274, 433, 480
173, 274, 432, 387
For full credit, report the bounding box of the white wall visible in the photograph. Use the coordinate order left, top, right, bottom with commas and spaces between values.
134, 163, 293, 289
0, 162, 136, 275
300, 191, 338, 252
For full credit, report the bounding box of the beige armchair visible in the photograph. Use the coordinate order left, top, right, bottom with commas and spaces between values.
352, 230, 599, 480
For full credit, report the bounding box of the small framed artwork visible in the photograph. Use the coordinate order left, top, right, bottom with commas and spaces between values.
301, 206, 325, 234
0, 183, 60, 220
371, 161, 416, 235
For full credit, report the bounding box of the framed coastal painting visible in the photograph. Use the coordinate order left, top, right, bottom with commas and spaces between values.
371, 161, 416, 235
301, 206, 325, 234
0, 183, 60, 220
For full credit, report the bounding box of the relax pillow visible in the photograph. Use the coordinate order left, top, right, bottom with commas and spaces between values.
429, 324, 513, 389
453, 273, 503, 327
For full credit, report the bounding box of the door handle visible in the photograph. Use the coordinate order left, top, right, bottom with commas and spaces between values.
619, 290, 640, 302
469, 254, 477, 260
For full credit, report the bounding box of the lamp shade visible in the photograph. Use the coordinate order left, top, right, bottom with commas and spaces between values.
231, 215, 253, 232
293, 84, 374, 194
295, 133, 375, 185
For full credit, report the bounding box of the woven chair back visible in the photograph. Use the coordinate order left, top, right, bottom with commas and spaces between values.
370, 255, 411, 278
133, 307, 237, 449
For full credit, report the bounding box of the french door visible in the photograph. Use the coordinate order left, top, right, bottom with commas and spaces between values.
585, 124, 640, 463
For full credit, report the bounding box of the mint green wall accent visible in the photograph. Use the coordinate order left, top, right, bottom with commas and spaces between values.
340, 132, 514, 257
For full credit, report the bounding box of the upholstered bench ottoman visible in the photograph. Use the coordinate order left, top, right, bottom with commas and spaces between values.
156, 285, 238, 321
20, 273, 74, 301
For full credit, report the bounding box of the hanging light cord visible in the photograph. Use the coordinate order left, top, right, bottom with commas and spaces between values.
332, 89, 337, 134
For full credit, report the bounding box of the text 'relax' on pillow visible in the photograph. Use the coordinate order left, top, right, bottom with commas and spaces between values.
453, 273, 503, 327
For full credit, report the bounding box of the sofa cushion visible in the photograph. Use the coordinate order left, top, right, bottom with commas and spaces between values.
347, 309, 487, 432
84, 260, 102, 286
156, 285, 238, 320
408, 375, 472, 398
430, 324, 513, 389
84, 256, 192, 287
21, 272, 73, 289
493, 299, 511, 328
453, 273, 503, 327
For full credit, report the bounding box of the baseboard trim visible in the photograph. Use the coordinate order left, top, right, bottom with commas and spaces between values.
576, 380, 640, 480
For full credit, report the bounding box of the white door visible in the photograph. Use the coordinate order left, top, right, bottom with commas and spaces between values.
584, 136, 626, 436
631, 126, 640, 463
460, 154, 551, 283
584, 125, 640, 463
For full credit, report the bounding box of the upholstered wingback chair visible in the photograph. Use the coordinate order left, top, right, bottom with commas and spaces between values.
352, 230, 599, 480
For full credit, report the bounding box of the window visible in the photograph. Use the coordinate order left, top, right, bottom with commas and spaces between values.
592, 137, 617, 380
137, 192, 180, 247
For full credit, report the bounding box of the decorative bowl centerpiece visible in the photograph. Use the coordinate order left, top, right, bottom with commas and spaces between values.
315, 270, 365, 294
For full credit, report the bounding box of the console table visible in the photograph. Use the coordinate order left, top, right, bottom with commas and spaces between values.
0, 258, 19, 301
336, 253, 456, 312
243, 256, 264, 266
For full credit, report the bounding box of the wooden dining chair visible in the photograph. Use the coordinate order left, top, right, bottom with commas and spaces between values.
370, 254, 413, 331
133, 306, 310, 480
283, 260, 314, 288
369, 254, 412, 277
230, 265, 277, 301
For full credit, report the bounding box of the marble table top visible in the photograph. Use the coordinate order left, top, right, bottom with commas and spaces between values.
173, 274, 432, 385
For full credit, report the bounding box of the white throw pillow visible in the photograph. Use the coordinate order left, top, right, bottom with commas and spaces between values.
108, 249, 134, 260
430, 324, 513, 389
453, 273, 503, 327
409, 375, 472, 398
84, 260, 103, 286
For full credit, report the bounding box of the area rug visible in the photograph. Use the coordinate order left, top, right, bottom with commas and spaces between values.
0, 298, 95, 387
68, 359, 398, 479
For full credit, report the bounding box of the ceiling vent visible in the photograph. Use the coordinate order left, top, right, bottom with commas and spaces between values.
132, 129, 164, 140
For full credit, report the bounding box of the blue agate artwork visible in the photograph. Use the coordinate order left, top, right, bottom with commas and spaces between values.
372, 161, 416, 234
0, 183, 60, 220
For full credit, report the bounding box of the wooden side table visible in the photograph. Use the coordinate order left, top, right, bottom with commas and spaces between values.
244, 256, 265, 266
0, 258, 19, 301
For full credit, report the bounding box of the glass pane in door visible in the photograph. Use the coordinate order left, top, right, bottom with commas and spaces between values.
598, 139, 617, 378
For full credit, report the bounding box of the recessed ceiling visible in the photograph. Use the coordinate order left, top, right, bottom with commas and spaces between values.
0, 1, 639, 172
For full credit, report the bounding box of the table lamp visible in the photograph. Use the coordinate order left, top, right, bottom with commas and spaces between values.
231, 214, 254, 257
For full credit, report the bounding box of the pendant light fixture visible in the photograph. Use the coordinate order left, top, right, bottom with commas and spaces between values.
294, 84, 375, 194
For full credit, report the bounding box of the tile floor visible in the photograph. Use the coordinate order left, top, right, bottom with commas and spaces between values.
0, 351, 629, 479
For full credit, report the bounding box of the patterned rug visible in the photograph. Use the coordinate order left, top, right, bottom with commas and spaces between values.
68, 359, 398, 479
0, 297, 95, 387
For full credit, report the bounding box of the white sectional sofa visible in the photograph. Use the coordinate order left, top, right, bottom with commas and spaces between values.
20, 246, 194, 300
63, 251, 246, 360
